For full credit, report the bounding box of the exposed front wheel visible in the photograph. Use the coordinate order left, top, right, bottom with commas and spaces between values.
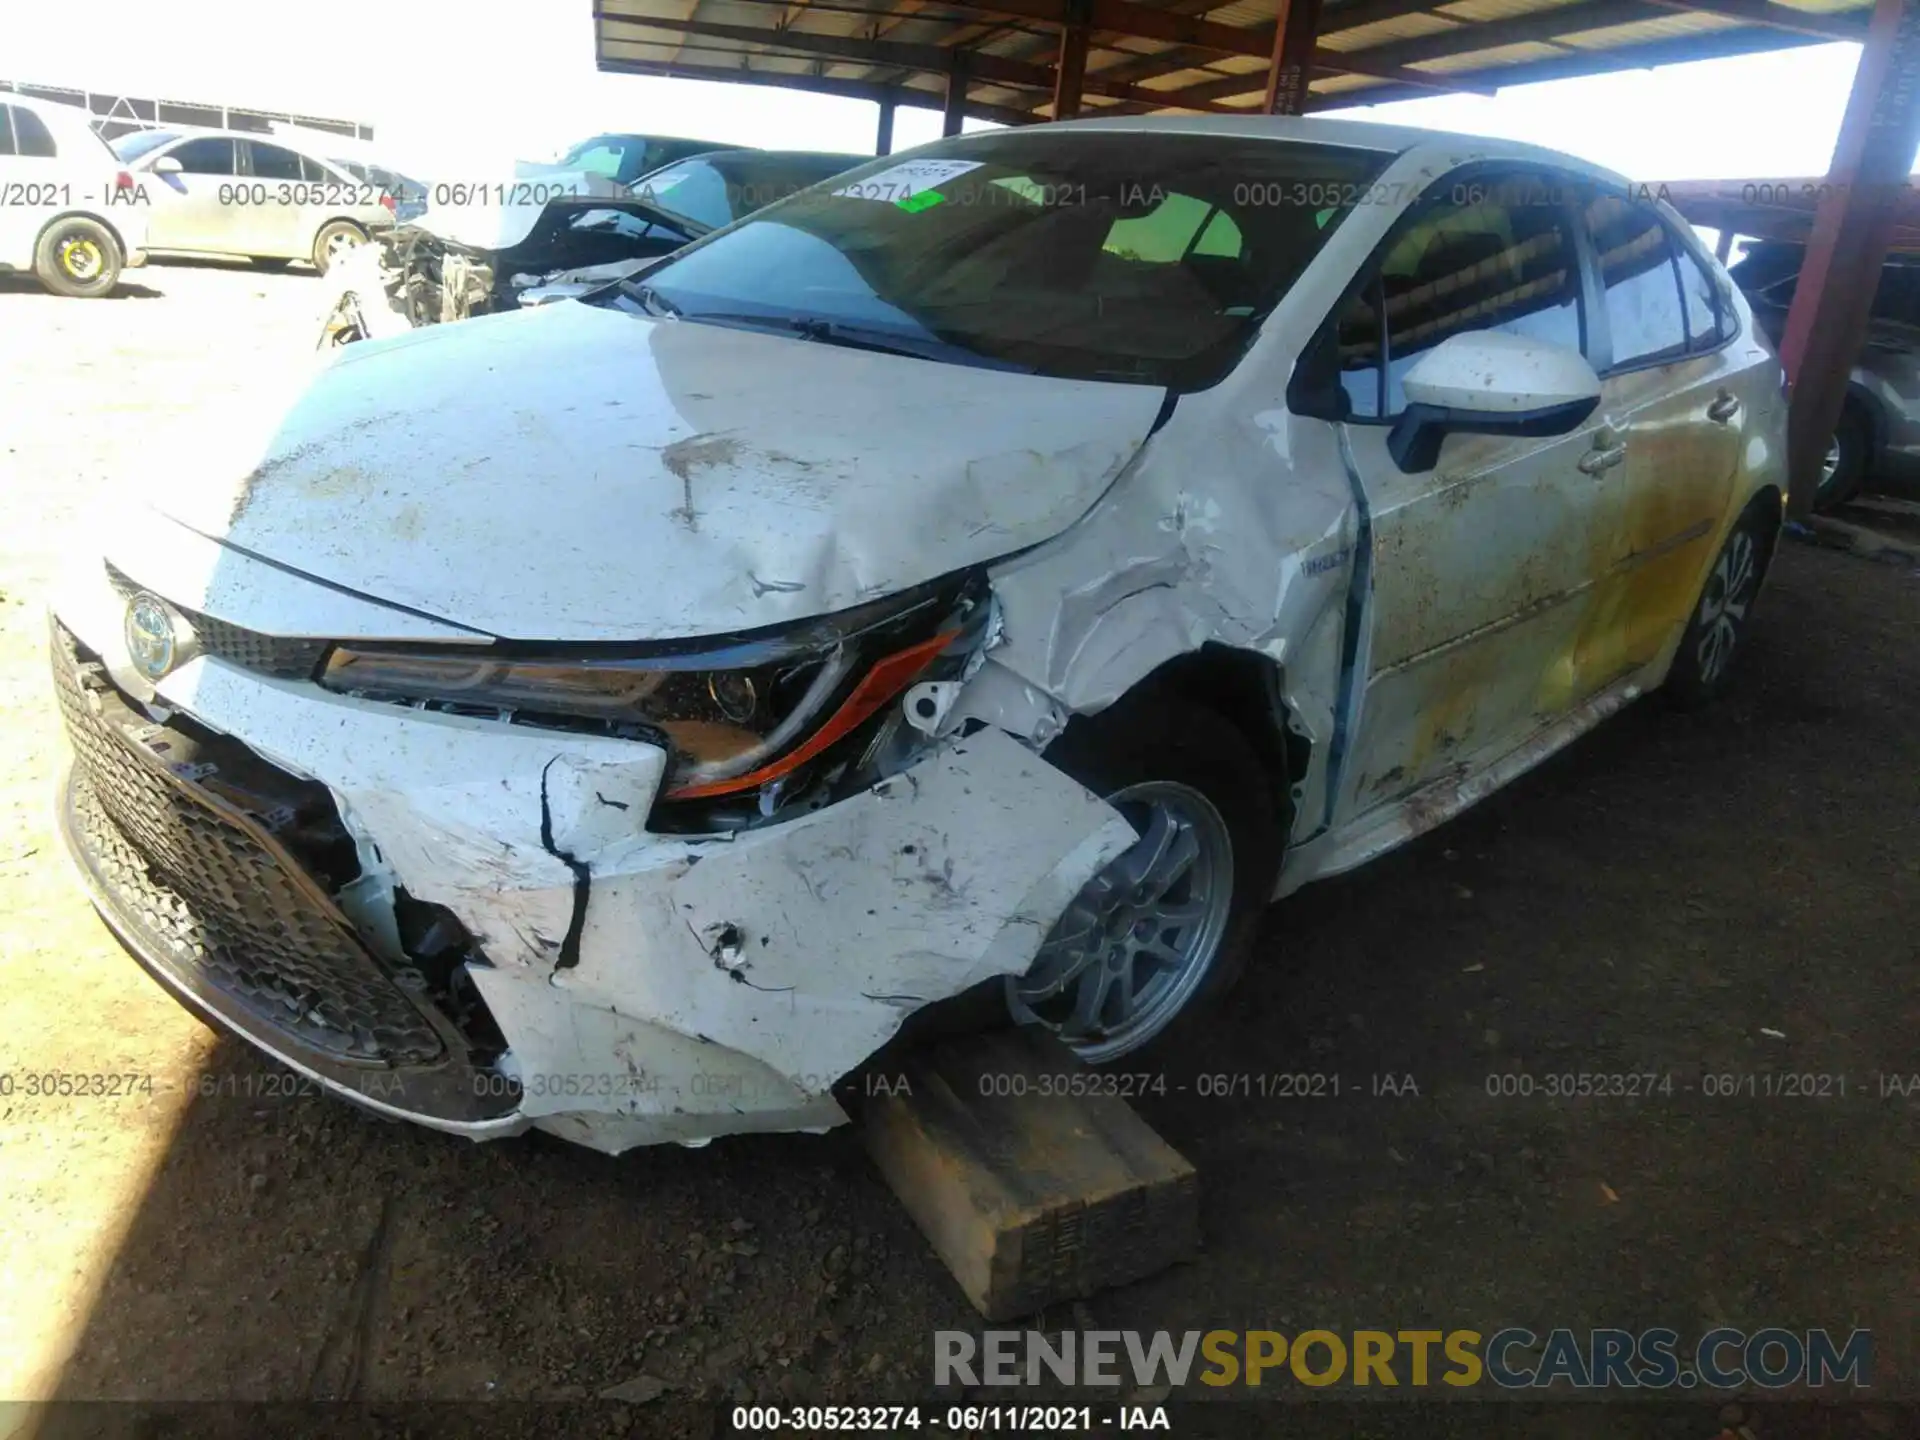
34, 217, 122, 298
1008, 698, 1282, 1064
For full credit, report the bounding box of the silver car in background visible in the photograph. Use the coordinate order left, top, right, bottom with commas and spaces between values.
111, 128, 396, 273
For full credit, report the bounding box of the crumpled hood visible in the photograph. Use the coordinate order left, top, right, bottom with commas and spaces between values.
154, 300, 1164, 641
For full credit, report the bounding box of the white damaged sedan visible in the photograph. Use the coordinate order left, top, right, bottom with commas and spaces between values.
52, 117, 1787, 1152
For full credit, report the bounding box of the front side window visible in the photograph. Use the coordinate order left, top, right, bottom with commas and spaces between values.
1333, 172, 1585, 418
562, 137, 633, 181
12, 106, 57, 158
1588, 195, 1689, 370
624, 132, 1391, 390
171, 137, 236, 175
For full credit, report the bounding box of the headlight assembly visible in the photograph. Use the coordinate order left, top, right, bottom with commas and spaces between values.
318, 585, 970, 801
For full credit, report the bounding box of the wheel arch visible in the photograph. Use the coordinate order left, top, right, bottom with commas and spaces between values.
1844, 379, 1887, 464
1062, 643, 1307, 832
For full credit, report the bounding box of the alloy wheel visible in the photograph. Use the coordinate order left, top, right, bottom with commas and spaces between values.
1008, 780, 1234, 1063
1694, 527, 1758, 686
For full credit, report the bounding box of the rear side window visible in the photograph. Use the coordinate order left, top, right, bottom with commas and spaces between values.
1674, 241, 1734, 350
0, 107, 14, 157
1588, 195, 1690, 370
1334, 174, 1585, 419
171, 137, 236, 175
13, 106, 58, 158
247, 142, 303, 181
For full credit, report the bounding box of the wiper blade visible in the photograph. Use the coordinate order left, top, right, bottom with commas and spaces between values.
616, 280, 681, 317
678, 311, 1033, 373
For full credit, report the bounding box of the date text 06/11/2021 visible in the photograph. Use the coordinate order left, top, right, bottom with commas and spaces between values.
727, 1404, 1169, 1432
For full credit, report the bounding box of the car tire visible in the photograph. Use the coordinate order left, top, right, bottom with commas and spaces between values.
1006, 695, 1283, 1064
33, 217, 122, 298
311, 220, 366, 275
1665, 497, 1778, 710
1814, 404, 1869, 512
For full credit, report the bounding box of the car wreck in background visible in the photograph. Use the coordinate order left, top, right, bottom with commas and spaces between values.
56, 119, 1786, 1158
1728, 239, 1920, 509
317, 149, 861, 346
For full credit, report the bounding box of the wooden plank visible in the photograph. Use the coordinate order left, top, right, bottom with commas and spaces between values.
861, 1027, 1198, 1321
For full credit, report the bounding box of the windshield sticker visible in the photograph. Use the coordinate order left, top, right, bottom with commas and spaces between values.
896, 190, 945, 214
834, 159, 984, 203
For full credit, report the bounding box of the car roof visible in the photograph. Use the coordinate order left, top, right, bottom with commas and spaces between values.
121, 125, 341, 154
692, 149, 865, 167
1034, 114, 1630, 187
573, 132, 747, 148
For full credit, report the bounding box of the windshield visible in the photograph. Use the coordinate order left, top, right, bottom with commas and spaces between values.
631, 154, 861, 235
623, 131, 1391, 389
111, 129, 180, 163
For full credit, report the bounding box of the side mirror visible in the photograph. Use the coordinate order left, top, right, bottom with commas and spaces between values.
1388, 330, 1601, 473
149, 155, 183, 175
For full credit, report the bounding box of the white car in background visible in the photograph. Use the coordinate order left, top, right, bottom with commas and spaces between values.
111, 127, 396, 273
0, 94, 151, 297
52, 118, 1787, 1155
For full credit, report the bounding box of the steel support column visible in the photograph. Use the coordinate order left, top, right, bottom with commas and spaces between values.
1053, 0, 1092, 120
876, 93, 896, 154
944, 54, 970, 135
1781, 0, 1920, 516
1262, 0, 1326, 115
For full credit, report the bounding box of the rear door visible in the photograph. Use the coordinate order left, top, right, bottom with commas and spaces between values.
146, 135, 240, 253
1578, 192, 1746, 673
1326, 167, 1626, 817
236, 140, 308, 258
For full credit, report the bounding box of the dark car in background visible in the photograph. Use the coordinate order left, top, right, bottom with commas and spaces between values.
536, 132, 746, 186
1730, 239, 1920, 508
320, 149, 864, 345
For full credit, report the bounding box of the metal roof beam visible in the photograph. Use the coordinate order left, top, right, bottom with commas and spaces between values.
598, 52, 1044, 122
1343, 0, 1862, 72
600, 10, 1261, 108
1637, 0, 1870, 40
919, 0, 1492, 90
1312, 20, 1821, 107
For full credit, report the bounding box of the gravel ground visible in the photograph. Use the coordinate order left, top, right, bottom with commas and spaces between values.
0, 261, 1915, 1433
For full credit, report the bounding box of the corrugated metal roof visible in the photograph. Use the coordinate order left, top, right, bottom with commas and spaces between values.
593, 0, 1876, 130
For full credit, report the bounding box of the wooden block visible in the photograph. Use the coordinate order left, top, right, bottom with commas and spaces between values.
861, 1026, 1198, 1321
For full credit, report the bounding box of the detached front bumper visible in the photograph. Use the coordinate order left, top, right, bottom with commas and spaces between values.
50, 589, 1132, 1153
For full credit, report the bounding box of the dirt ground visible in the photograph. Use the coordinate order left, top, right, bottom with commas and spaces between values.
1, 261, 1916, 1432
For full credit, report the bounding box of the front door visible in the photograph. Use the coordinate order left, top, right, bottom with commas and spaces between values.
146, 136, 242, 254
1328, 171, 1626, 817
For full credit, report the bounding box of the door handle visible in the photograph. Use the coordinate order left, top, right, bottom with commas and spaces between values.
1707, 390, 1741, 424
1578, 442, 1627, 475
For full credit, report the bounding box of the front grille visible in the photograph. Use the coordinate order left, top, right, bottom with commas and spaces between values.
105, 562, 330, 680
54, 624, 445, 1066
